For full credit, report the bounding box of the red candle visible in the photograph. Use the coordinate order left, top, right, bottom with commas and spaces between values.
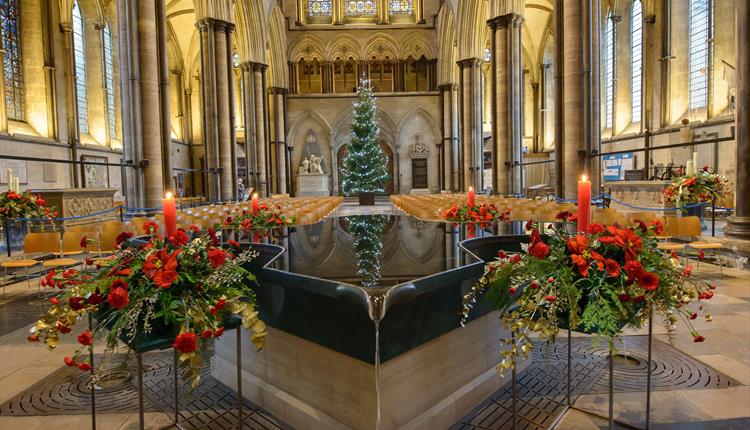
163, 192, 177, 237
252, 193, 259, 216
468, 187, 475, 207
577, 175, 591, 233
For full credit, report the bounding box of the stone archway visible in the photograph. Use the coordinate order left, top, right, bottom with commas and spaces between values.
336, 142, 395, 196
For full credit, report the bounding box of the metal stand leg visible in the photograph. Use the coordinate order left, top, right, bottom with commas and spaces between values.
136, 353, 145, 430
89, 315, 96, 430
645, 309, 653, 429
511, 329, 517, 430
236, 330, 243, 429
608, 350, 614, 430
173, 350, 179, 427
567, 329, 572, 406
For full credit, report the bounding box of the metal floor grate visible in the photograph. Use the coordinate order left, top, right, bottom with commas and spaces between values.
451, 335, 740, 430
0, 352, 290, 429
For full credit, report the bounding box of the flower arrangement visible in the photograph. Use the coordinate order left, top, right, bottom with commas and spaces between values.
28, 222, 267, 387
223, 204, 295, 234
662, 166, 728, 211
461, 216, 714, 373
442, 202, 511, 226
0, 190, 57, 220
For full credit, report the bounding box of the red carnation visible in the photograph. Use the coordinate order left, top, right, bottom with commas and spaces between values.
69, 296, 85, 311
78, 362, 92, 372
530, 280, 539, 289
87, 291, 103, 305
115, 231, 134, 246
107, 287, 130, 309
189, 224, 201, 233
508, 287, 517, 295
529, 242, 550, 259
57, 322, 72, 334
77, 330, 93, 346
605, 259, 621, 277
545, 295, 557, 302
80, 236, 88, 248
64, 356, 76, 367
624, 260, 644, 280
640, 272, 659, 291
200, 329, 213, 339
169, 229, 190, 247
498, 251, 507, 259
587, 223, 605, 235
617, 293, 631, 302
173, 332, 198, 354
509, 254, 521, 264
525, 220, 534, 231
111, 278, 128, 291
213, 327, 225, 338
229, 239, 240, 248
208, 248, 227, 268
693, 335, 705, 343
143, 221, 160, 234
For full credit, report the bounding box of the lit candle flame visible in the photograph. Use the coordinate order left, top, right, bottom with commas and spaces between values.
253, 193, 258, 199
165, 191, 173, 199
581, 175, 587, 182
468, 186, 474, 192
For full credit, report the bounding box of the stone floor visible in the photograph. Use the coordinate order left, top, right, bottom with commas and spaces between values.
0, 227, 748, 429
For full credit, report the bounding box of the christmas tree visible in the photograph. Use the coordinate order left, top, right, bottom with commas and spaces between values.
347, 215, 389, 288
341, 79, 390, 198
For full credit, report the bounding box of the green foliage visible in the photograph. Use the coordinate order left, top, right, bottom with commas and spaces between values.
347, 214, 389, 287
341, 79, 390, 195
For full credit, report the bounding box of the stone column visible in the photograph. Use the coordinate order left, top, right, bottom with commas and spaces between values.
269, 87, 288, 194
457, 58, 483, 191
287, 61, 298, 94
157, 0, 173, 192
137, 0, 166, 208
489, 14, 523, 196
240, 62, 257, 189
197, 19, 219, 201
438, 84, 456, 191
725, 0, 750, 239
59, 23, 80, 188
322, 61, 333, 93
659, 0, 672, 128
253, 63, 270, 196
556, 0, 600, 199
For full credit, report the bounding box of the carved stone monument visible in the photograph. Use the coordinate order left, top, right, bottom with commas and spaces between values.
296, 157, 330, 197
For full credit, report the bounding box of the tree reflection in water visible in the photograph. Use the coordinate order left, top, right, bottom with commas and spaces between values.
346, 215, 389, 287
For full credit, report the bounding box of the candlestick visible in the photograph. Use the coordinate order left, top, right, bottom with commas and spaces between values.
577, 175, 591, 232
162, 192, 177, 237
6, 168, 12, 190
252, 193, 259, 216
468, 187, 475, 207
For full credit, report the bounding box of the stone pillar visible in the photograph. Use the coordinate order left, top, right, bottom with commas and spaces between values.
288, 61, 298, 94
0, 46, 7, 132
157, 0, 173, 192
531, 82, 540, 152
439, 84, 456, 191
269, 87, 288, 194
725, 0, 750, 239
556, 0, 600, 199
457, 58, 483, 191
659, 0, 672, 128
197, 19, 219, 201
137, 0, 166, 208
240, 62, 257, 189
59, 23, 80, 188
322, 61, 333, 93
643, 13, 656, 169
489, 14, 523, 196
253, 63, 269, 196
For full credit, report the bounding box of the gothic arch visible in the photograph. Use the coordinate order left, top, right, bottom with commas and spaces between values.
288, 109, 332, 149
400, 32, 435, 60
363, 33, 399, 60
436, 3, 457, 85
326, 34, 362, 61
267, 6, 288, 88
234, 0, 266, 63
289, 34, 326, 62
456, 0, 488, 60
396, 107, 439, 136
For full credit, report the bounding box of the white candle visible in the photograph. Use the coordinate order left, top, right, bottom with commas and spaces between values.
693, 152, 698, 172
685, 161, 694, 176
6, 168, 12, 190
13, 177, 20, 192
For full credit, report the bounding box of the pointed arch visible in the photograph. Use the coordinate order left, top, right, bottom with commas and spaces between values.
234, 0, 266, 63
436, 3, 456, 85
288, 109, 332, 147
363, 33, 399, 60
456, 0, 488, 60
289, 34, 326, 62
400, 31, 435, 60
396, 106, 439, 136
326, 34, 362, 61
267, 6, 288, 88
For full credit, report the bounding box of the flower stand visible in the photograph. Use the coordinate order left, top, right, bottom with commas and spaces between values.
88, 314, 246, 430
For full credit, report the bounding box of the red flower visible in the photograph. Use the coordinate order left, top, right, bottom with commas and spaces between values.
617, 293, 631, 302
556, 211, 572, 220
87, 291, 103, 305
640, 272, 659, 291
173, 332, 198, 354
77, 330, 93, 346
169, 229, 190, 247
200, 329, 213, 339
49, 297, 59, 305
545, 295, 556, 302
115, 231, 134, 246
27, 335, 39, 342
605, 259, 621, 277
56, 322, 72, 334
683, 266, 693, 277
64, 356, 76, 367
587, 223, 605, 235
683, 177, 697, 187
143, 221, 160, 234
78, 362, 92, 372
697, 250, 705, 260
525, 220, 534, 231
208, 248, 227, 268
529, 241, 550, 259
508, 287, 517, 295
530, 280, 539, 289
648, 219, 665, 235
229, 239, 240, 248
509, 254, 521, 264
143, 249, 180, 288
69, 296, 85, 311
80, 236, 88, 248
690, 312, 698, 320
624, 260, 644, 280
693, 335, 705, 343
213, 327, 225, 337
107, 287, 130, 309
189, 224, 201, 233
498, 251, 507, 259
566, 234, 589, 255
111, 278, 128, 291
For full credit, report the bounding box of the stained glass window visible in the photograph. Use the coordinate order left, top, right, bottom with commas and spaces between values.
309, 0, 332, 16
390, 0, 412, 14
346, 1, 376, 16
1, 0, 24, 121
483, 47, 491, 63
604, 12, 615, 129
688, 0, 711, 110
72, 1, 88, 134
232, 52, 240, 68
102, 21, 116, 139
631, 0, 642, 123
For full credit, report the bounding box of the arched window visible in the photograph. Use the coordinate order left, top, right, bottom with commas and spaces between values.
631, 0, 642, 123
309, 0, 332, 16
1, 0, 24, 121
390, 0, 412, 14
604, 12, 615, 129
333, 57, 357, 93
298, 58, 323, 93
688, 0, 711, 110
72, 1, 88, 134
102, 20, 116, 140
345, 1, 376, 16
